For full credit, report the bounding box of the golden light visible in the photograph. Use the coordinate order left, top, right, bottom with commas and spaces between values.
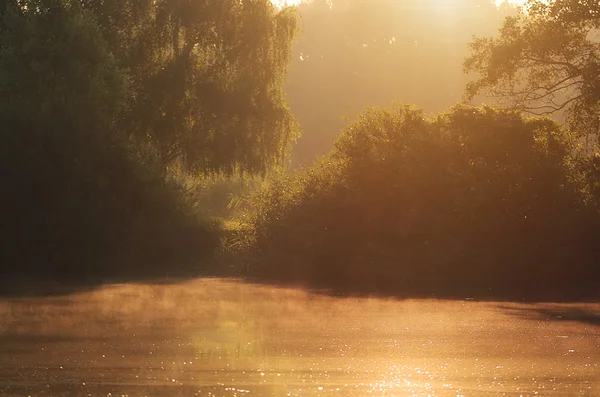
271, 0, 533, 10
271, 0, 303, 8
496, 0, 528, 6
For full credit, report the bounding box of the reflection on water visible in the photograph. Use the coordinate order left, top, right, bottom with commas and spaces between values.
0, 278, 599, 396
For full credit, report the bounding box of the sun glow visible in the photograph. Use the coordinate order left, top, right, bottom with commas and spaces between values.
496, 0, 528, 6
271, 0, 533, 10
271, 0, 303, 8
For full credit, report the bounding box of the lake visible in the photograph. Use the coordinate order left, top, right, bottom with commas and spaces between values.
1, 278, 599, 396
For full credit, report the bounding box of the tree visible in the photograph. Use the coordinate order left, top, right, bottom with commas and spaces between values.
464, 0, 600, 137
0, 1, 218, 282
0, 1, 128, 277
80, 0, 300, 175
0, 0, 299, 285
238, 104, 599, 299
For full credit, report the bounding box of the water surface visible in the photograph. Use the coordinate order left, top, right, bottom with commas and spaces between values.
1, 278, 599, 396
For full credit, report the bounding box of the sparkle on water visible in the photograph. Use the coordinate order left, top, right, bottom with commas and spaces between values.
0, 279, 599, 396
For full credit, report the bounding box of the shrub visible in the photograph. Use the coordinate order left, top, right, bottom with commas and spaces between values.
238, 105, 600, 299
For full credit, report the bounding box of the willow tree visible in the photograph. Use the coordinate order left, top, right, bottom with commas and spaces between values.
464, 0, 600, 137
0, 0, 295, 280
81, 0, 299, 175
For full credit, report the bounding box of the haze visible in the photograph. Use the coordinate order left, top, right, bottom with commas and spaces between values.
2, 0, 600, 396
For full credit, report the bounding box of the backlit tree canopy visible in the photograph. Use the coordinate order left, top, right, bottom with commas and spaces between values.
0, 0, 298, 280
465, 0, 600, 135
53, 0, 298, 175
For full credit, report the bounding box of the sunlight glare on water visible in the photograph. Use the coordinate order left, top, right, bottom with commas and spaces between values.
0, 279, 599, 396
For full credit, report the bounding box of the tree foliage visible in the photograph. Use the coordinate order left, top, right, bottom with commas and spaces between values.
465, 0, 600, 135
0, 0, 298, 284
0, 2, 220, 282
237, 104, 600, 300
80, 0, 299, 175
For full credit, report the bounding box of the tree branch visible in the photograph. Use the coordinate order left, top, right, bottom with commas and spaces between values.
521, 94, 584, 115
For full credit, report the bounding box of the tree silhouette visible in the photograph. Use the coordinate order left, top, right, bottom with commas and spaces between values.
465, 0, 600, 138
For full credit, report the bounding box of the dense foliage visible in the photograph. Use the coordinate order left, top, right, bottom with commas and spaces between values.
238, 105, 600, 300
82, 0, 299, 175
0, 0, 298, 285
3, 0, 599, 302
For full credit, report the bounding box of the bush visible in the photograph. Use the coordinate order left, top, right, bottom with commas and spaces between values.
238, 104, 600, 300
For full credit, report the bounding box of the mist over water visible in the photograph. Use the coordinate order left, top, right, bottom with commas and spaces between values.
2, 0, 600, 395
1, 279, 599, 396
